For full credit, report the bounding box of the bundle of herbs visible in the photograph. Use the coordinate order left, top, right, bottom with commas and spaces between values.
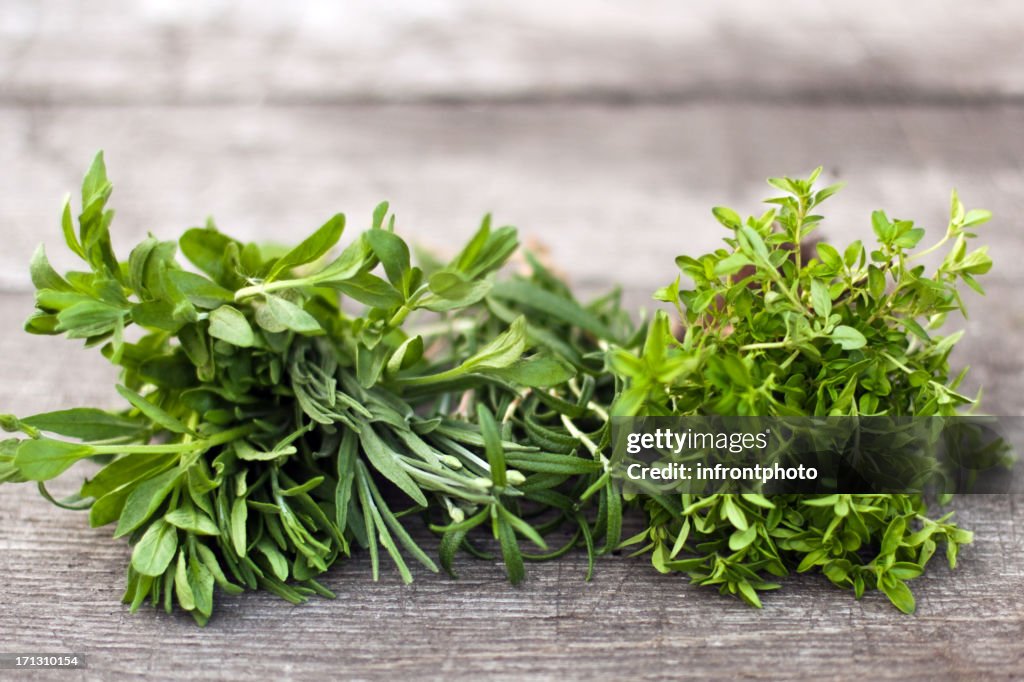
612, 168, 988, 612
0, 156, 988, 622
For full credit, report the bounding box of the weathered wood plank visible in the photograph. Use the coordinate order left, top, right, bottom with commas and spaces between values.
1, 461, 1020, 679
2, 1, 1023, 105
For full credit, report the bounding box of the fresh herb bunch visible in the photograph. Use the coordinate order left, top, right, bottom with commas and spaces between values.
611, 168, 988, 612
1, 153, 607, 624
1, 157, 991, 622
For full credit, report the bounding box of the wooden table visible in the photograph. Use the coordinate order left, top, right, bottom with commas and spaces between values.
2, 2, 1023, 679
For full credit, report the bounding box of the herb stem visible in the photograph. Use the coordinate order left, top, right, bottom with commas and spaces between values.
559, 413, 601, 460
397, 366, 467, 387
235, 278, 313, 301
409, 318, 478, 339
908, 226, 953, 262
738, 339, 793, 351
89, 424, 256, 456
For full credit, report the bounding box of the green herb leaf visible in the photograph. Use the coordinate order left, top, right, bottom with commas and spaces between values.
208, 305, 256, 347
22, 408, 145, 441
116, 385, 195, 435
359, 425, 428, 507
261, 295, 322, 334
266, 213, 345, 281
114, 468, 181, 538
14, 438, 94, 480
131, 519, 178, 577
831, 325, 867, 350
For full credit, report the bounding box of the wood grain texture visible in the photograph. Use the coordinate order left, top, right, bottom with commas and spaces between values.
2, 1, 1023, 105
0, 287, 1022, 681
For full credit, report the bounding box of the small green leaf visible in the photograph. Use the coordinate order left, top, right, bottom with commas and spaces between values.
386, 336, 424, 376
60, 196, 86, 260
208, 305, 256, 347
813, 182, 845, 206
880, 576, 916, 614
359, 425, 428, 507
477, 405, 506, 487
30, 245, 74, 292
262, 295, 322, 334
881, 516, 907, 556
962, 209, 992, 228
131, 519, 178, 577
327, 272, 404, 310
14, 438, 94, 480
713, 253, 752, 277
421, 270, 491, 311
180, 227, 242, 288
22, 408, 145, 441
868, 265, 886, 300
722, 497, 748, 530
81, 452, 177, 500
888, 562, 924, 580
831, 325, 867, 350
266, 213, 345, 281
844, 241, 863, 268
188, 554, 215, 618
816, 243, 843, 270
739, 226, 769, 261
497, 505, 547, 550
736, 581, 763, 608
314, 236, 371, 283
165, 506, 220, 536
365, 228, 411, 289
712, 206, 742, 230
116, 385, 195, 435
810, 279, 832, 319
230, 497, 248, 556
489, 280, 617, 342
175, 550, 195, 611
234, 440, 296, 462
872, 210, 895, 242
114, 468, 182, 538
256, 538, 290, 581
165, 271, 234, 308
81, 151, 111, 207
489, 353, 576, 388
729, 525, 758, 551
462, 317, 529, 372
55, 300, 124, 338
496, 515, 525, 584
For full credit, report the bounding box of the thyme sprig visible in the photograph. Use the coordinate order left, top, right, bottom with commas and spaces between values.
610, 168, 988, 611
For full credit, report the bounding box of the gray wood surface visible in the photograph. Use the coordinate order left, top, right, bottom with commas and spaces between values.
3, 1, 1024, 679
2, 1, 1023, 105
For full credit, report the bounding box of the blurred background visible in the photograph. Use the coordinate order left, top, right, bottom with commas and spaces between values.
1, 0, 1022, 409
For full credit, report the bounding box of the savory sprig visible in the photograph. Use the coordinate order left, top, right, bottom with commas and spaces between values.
3, 152, 582, 623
